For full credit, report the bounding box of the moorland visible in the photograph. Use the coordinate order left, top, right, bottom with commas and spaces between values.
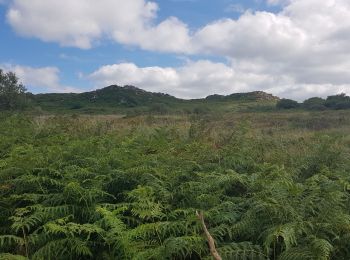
1, 70, 350, 260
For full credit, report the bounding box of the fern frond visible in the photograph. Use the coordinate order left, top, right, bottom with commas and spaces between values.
0, 235, 24, 247
310, 238, 333, 260
32, 237, 92, 259
217, 242, 268, 260
163, 235, 206, 259
263, 223, 298, 252
0, 253, 27, 260
279, 247, 314, 260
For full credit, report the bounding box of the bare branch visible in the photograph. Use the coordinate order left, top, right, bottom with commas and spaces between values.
196, 210, 222, 260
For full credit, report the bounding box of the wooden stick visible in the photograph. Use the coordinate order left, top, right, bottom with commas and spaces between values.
196, 210, 222, 260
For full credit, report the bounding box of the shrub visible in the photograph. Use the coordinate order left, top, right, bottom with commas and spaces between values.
303, 97, 326, 110
325, 93, 350, 110
276, 98, 300, 109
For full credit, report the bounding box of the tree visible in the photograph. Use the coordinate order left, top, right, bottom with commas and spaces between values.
0, 69, 27, 110
325, 93, 350, 110
303, 97, 326, 110
276, 98, 300, 109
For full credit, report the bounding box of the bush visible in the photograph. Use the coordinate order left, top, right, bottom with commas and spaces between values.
276, 98, 300, 109
303, 97, 326, 110
325, 93, 350, 110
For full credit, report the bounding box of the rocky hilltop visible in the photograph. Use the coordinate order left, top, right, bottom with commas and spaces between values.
32, 85, 280, 112
206, 91, 279, 101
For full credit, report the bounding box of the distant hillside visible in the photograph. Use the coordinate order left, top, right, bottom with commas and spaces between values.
33, 85, 180, 107
30, 85, 279, 113
205, 91, 279, 101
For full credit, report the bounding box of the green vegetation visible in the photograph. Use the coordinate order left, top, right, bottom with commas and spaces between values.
0, 71, 280, 115
303, 97, 327, 111
20, 84, 350, 114
28, 86, 280, 115
1, 69, 349, 115
276, 99, 300, 109
1, 109, 350, 259
277, 94, 350, 111
324, 94, 350, 110
1, 71, 350, 259
0, 70, 27, 111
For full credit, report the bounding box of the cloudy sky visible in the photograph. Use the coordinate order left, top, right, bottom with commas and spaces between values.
1, 0, 350, 100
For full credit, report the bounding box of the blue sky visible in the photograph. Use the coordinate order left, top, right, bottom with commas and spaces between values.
0, 0, 349, 100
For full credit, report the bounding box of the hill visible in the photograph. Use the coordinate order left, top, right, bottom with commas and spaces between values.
30, 85, 279, 114
205, 91, 279, 101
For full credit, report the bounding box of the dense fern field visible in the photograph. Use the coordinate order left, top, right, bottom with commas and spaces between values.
1, 111, 350, 260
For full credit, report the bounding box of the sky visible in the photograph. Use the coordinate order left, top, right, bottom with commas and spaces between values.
0, 0, 350, 100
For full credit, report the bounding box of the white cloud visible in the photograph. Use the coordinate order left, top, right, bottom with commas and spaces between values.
113, 17, 192, 53
88, 61, 239, 99
192, 12, 306, 60
87, 60, 348, 100
1, 64, 81, 93
187, 0, 350, 99
6, 0, 190, 51
4, 0, 350, 99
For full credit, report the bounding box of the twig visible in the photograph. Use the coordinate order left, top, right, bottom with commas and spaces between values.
196, 210, 222, 260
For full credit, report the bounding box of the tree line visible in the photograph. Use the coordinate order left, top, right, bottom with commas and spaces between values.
276, 94, 350, 110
